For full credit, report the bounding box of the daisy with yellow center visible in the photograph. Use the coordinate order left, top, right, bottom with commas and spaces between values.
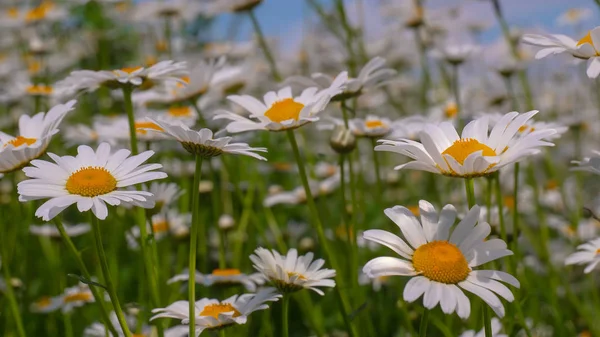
61, 284, 95, 313
565, 237, 600, 273
349, 115, 391, 138
250, 247, 336, 295
167, 268, 265, 291
26, 84, 53, 96
362, 200, 519, 318
150, 288, 281, 335
376, 111, 556, 178
523, 27, 600, 78
214, 75, 347, 133
127, 209, 190, 248
17, 142, 166, 221
0, 100, 74, 174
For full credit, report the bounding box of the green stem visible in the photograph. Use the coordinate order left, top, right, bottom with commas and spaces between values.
503, 75, 519, 111
483, 306, 492, 337
465, 178, 476, 208
451, 64, 463, 128
122, 85, 138, 155
414, 28, 430, 109
90, 215, 132, 337
189, 99, 208, 129
419, 309, 429, 337
64, 314, 73, 337
248, 10, 281, 81
511, 163, 520, 256
0, 252, 26, 337
164, 16, 172, 59
285, 129, 357, 337
281, 295, 290, 337
52, 219, 118, 336
371, 138, 383, 200
493, 174, 508, 243
219, 330, 226, 337
189, 155, 203, 337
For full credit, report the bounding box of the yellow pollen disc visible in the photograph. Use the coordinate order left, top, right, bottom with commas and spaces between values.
199, 303, 241, 319
407, 205, 420, 216
577, 31, 594, 47
144, 55, 157, 67
26, 85, 53, 95
595, 249, 600, 255
287, 272, 307, 280
135, 121, 164, 135
212, 268, 242, 277
63, 292, 92, 303
36, 297, 51, 307
7, 8, 19, 18
264, 98, 305, 123
503, 196, 515, 210
580, 331, 592, 337
66, 167, 117, 197
155, 40, 168, 52
152, 221, 169, 233
442, 138, 497, 165
444, 102, 458, 118
518, 125, 529, 133
545, 180, 558, 190
412, 241, 470, 284
365, 120, 385, 129
119, 66, 143, 74
272, 162, 292, 171
5, 136, 37, 148
132, 335, 146, 337
168, 106, 192, 117
28, 60, 42, 74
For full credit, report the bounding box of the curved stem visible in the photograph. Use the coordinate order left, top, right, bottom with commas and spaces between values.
53, 219, 119, 337
418, 309, 429, 337
248, 10, 281, 81
281, 295, 290, 337
189, 155, 203, 337
90, 215, 132, 337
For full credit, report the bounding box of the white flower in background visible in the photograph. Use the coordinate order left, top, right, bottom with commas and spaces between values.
250, 247, 336, 295
565, 238, 600, 273
0, 100, 75, 174
30, 295, 64, 313
31, 283, 96, 314
376, 112, 556, 178
17, 143, 166, 221
363, 201, 518, 318
459, 318, 507, 337
143, 118, 268, 160
64, 123, 99, 146
144, 182, 185, 211
202, 0, 264, 15
350, 115, 392, 138
95, 116, 168, 142
522, 27, 600, 78
435, 42, 478, 65
557, 8, 592, 26
168, 268, 265, 291
127, 209, 191, 248
572, 151, 600, 175
30, 223, 91, 238
150, 288, 281, 335
214, 75, 347, 133
358, 269, 391, 292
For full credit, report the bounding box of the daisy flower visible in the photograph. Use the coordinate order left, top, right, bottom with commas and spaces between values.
213, 75, 347, 133
349, 115, 392, 138
95, 116, 168, 142
250, 247, 336, 295
565, 238, 600, 273
522, 27, 600, 78
557, 8, 592, 26
30, 295, 64, 313
0, 100, 75, 174
30, 223, 91, 238
17, 142, 167, 221
362, 200, 519, 318
376, 111, 556, 178
127, 209, 191, 248
143, 118, 267, 160
60, 283, 96, 313
168, 268, 265, 292
150, 288, 281, 336
572, 151, 600, 175
459, 318, 507, 337
144, 182, 184, 211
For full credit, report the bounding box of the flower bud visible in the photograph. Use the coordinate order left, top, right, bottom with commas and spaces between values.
330, 125, 356, 154
218, 214, 235, 231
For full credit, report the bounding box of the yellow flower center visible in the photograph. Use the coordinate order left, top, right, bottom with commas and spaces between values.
577, 31, 596, 49
407, 205, 420, 216
596, 249, 600, 255
412, 241, 470, 284
566, 8, 580, 21
25, 2, 52, 22
199, 303, 241, 319
152, 221, 169, 233
365, 120, 385, 129
442, 138, 497, 165
135, 121, 164, 135
546, 179, 558, 190
445, 102, 458, 118
119, 66, 143, 74
287, 272, 307, 280
155, 40, 168, 53
503, 196, 515, 210
264, 98, 305, 123
7, 7, 19, 18
212, 268, 242, 277
26, 85, 53, 95
63, 292, 92, 303
168, 106, 192, 117
28, 60, 42, 74
66, 167, 117, 197
5, 136, 37, 148
144, 55, 157, 67
35, 297, 51, 308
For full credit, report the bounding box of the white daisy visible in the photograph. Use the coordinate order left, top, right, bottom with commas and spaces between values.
30, 223, 91, 238
213, 76, 346, 133
0, 100, 75, 174
144, 182, 184, 211
250, 247, 336, 295
522, 27, 600, 78
95, 116, 168, 142
557, 8, 593, 26
565, 238, 600, 273
572, 151, 600, 175
127, 209, 191, 248
60, 283, 96, 313
150, 288, 281, 335
362, 200, 519, 318
30, 295, 64, 313
349, 115, 392, 138
17, 142, 167, 221
459, 318, 507, 337
143, 118, 268, 160
376, 111, 556, 178
168, 268, 265, 291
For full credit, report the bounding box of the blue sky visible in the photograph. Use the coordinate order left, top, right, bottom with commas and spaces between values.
212, 0, 597, 50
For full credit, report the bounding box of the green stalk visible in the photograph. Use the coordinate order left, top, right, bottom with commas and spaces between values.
248, 10, 282, 81
511, 163, 520, 257
483, 307, 492, 337
281, 295, 290, 337
418, 308, 430, 337
219, 330, 226, 337
122, 86, 138, 155
285, 129, 357, 337
189, 99, 208, 129
52, 219, 119, 337
0, 252, 26, 337
163, 16, 172, 59
371, 138, 383, 200
451, 64, 463, 128
414, 27, 431, 109
90, 215, 132, 337
464, 178, 476, 208
189, 155, 203, 337
493, 174, 507, 243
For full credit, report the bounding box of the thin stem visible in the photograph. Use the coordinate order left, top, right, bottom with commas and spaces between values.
494, 174, 508, 243
90, 215, 132, 337
219, 330, 226, 337
419, 309, 430, 337
122, 85, 138, 155
52, 219, 119, 337
285, 129, 357, 337
451, 64, 463, 128
189, 99, 208, 128
464, 178, 476, 208
0, 252, 26, 337
511, 163, 520, 257
371, 138, 383, 199
414, 27, 431, 109
248, 10, 281, 81
281, 295, 290, 337
189, 155, 203, 337
502, 75, 519, 111
164, 17, 172, 59
483, 306, 492, 337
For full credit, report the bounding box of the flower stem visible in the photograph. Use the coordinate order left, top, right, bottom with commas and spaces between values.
493, 173, 507, 242
0, 250, 26, 337
285, 129, 357, 337
281, 295, 290, 337
189, 155, 203, 337
90, 215, 132, 337
248, 10, 281, 81
122, 85, 138, 155
418, 308, 429, 337
414, 27, 431, 109
451, 64, 463, 128
483, 306, 492, 337
52, 219, 119, 337
511, 163, 520, 256
371, 138, 383, 200
464, 178, 476, 208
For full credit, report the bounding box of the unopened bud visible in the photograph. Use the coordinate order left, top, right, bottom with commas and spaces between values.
299, 237, 315, 251
330, 126, 356, 154
218, 214, 235, 231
